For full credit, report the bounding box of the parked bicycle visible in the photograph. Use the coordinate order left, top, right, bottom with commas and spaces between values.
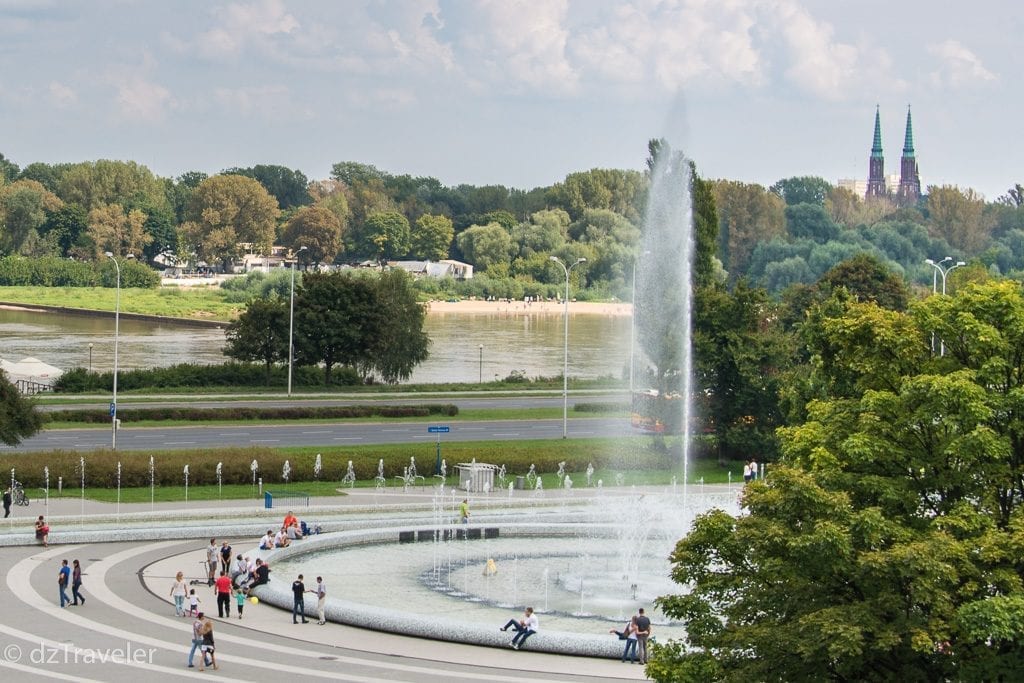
12, 481, 29, 506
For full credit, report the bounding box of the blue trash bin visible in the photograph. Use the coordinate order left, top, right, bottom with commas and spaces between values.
264, 492, 273, 509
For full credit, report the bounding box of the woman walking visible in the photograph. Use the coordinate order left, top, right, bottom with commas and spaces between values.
71, 560, 86, 606
170, 571, 188, 616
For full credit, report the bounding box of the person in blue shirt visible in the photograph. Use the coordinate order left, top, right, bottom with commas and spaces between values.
57, 559, 71, 607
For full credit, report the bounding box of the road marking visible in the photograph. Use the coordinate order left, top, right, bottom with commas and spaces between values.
250, 439, 281, 443
381, 429, 410, 433
491, 433, 521, 437
163, 441, 196, 445
300, 431, 332, 435
332, 437, 363, 441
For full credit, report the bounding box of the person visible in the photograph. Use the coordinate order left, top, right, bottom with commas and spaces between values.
292, 574, 309, 623
219, 541, 232, 573
459, 499, 470, 524
187, 612, 205, 668
170, 571, 188, 616
750, 458, 759, 481
283, 511, 303, 539
314, 576, 327, 625
206, 539, 218, 586
57, 559, 71, 607
611, 616, 638, 662
214, 570, 232, 618
743, 461, 752, 484
71, 559, 86, 606
500, 606, 538, 650
188, 588, 201, 616
259, 529, 275, 550
2, 487, 10, 518
199, 614, 217, 671
274, 527, 291, 548
234, 585, 246, 620
247, 559, 270, 590
35, 515, 49, 546
634, 607, 652, 665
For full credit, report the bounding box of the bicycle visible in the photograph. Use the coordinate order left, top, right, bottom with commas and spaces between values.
12, 482, 29, 506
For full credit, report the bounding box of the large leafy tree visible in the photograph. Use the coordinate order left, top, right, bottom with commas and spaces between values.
656, 280, 1024, 682
410, 213, 453, 261
0, 371, 43, 446
294, 273, 380, 384
86, 203, 152, 259
927, 184, 989, 253
817, 252, 909, 311
362, 269, 430, 383
180, 174, 280, 270
281, 205, 342, 266
223, 164, 310, 210
55, 160, 167, 211
0, 179, 62, 254
39, 203, 88, 256
456, 222, 515, 273
770, 175, 833, 206
223, 297, 289, 383
713, 180, 785, 276
358, 211, 410, 265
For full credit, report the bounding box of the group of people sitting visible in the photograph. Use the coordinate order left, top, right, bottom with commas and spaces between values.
258, 511, 311, 549
229, 555, 270, 592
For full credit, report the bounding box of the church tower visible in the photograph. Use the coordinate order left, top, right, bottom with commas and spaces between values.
896, 106, 921, 206
866, 106, 887, 199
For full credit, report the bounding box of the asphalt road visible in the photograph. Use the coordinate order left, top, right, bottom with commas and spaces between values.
5, 416, 635, 452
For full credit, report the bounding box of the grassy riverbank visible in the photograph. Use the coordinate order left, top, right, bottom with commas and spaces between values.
0, 285, 239, 321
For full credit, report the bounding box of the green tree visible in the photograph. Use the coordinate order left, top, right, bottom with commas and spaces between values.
770, 175, 833, 206
56, 160, 167, 211
410, 214, 453, 261
38, 203, 88, 256
363, 269, 430, 383
712, 180, 785, 276
0, 370, 43, 445
0, 153, 19, 183
785, 203, 840, 242
927, 184, 990, 253
358, 211, 410, 264
180, 174, 280, 270
18, 162, 61, 193
281, 205, 343, 266
456, 222, 516, 273
513, 209, 569, 257
330, 161, 385, 186
223, 297, 289, 383
0, 179, 63, 254
294, 273, 378, 384
223, 164, 310, 210
818, 253, 909, 311
657, 280, 1024, 681
86, 203, 152, 259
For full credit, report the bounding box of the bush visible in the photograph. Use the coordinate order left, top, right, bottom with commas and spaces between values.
54, 362, 362, 392
48, 404, 459, 423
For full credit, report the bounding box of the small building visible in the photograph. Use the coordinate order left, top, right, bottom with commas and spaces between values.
388, 259, 473, 280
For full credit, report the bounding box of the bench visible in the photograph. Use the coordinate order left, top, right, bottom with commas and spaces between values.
263, 491, 310, 509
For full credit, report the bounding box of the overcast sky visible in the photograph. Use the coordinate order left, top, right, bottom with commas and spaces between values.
0, 0, 1017, 200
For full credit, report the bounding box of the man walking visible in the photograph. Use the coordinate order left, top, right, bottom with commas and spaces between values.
315, 576, 327, 625
214, 570, 232, 618
57, 559, 71, 607
634, 607, 652, 665
292, 574, 309, 623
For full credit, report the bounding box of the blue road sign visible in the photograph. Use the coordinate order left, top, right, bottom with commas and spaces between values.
109, 402, 117, 416
427, 426, 450, 433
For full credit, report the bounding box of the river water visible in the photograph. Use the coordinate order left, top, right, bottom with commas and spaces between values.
0, 308, 631, 385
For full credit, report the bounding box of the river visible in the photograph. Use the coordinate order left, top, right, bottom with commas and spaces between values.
0, 308, 631, 385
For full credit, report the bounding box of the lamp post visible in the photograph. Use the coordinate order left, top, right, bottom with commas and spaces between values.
105, 252, 133, 449
478, 344, 483, 384
550, 256, 587, 438
925, 257, 966, 356
88, 343, 93, 373
287, 246, 308, 397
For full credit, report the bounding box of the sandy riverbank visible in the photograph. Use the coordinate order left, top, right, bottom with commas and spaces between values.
426, 299, 631, 316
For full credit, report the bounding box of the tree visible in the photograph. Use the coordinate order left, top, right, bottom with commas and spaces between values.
514, 209, 569, 257
223, 297, 289, 383
817, 253, 909, 311
656, 281, 1024, 681
293, 273, 379, 384
39, 203, 88, 256
56, 160, 167, 211
456, 222, 515, 272
86, 203, 152, 258
712, 180, 785, 276
0, 153, 19, 183
770, 175, 833, 206
785, 203, 840, 242
180, 174, 280, 270
358, 211, 410, 264
330, 161, 384, 186
410, 214, 453, 261
0, 179, 62, 254
927, 184, 990, 253
363, 269, 430, 383
0, 370, 43, 445
281, 205, 343, 266
223, 164, 310, 210
998, 183, 1024, 208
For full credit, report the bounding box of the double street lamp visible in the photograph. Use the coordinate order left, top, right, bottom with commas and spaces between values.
287, 246, 308, 397
550, 256, 587, 439
925, 256, 966, 356
105, 251, 134, 450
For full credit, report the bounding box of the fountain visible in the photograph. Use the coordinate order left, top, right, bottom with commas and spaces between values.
374, 459, 386, 490
342, 460, 356, 488
43, 466, 49, 508
586, 463, 594, 487
78, 457, 85, 518
149, 455, 155, 511
313, 454, 322, 482
216, 462, 223, 499
183, 464, 189, 504
250, 459, 259, 498
282, 460, 291, 484
116, 461, 122, 518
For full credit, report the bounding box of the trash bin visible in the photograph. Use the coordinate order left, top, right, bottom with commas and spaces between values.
515, 476, 526, 490
264, 492, 273, 509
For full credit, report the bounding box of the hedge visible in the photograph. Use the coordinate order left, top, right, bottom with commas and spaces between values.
49, 404, 459, 424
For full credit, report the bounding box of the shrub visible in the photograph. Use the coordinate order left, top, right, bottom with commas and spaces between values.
48, 404, 459, 423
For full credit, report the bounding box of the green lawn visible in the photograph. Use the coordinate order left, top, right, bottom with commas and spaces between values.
0, 285, 239, 321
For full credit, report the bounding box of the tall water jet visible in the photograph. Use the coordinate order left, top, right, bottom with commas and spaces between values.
634, 141, 696, 497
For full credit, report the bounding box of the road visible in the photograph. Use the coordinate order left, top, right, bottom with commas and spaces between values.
6, 416, 634, 452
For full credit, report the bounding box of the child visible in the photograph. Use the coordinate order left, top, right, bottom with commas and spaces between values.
234, 586, 245, 619
188, 588, 201, 617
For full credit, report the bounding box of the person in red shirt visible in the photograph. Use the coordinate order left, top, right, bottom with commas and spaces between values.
214, 571, 233, 618
283, 511, 303, 539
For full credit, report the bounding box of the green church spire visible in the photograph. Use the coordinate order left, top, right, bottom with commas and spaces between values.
871, 105, 883, 159
902, 106, 915, 157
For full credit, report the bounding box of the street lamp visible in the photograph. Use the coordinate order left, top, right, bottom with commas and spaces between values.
88, 343, 93, 373
287, 246, 308, 397
925, 257, 966, 356
105, 251, 134, 449
478, 344, 483, 384
550, 256, 587, 438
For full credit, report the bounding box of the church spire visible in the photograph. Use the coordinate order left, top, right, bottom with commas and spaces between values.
896, 105, 921, 206
866, 105, 887, 199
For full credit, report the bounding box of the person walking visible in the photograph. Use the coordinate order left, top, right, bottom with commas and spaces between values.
214, 570, 232, 618
634, 607, 652, 665
170, 571, 188, 616
187, 612, 205, 668
199, 615, 217, 671
314, 576, 327, 625
71, 559, 86, 606
292, 574, 309, 623
234, 585, 246, 620
459, 499, 470, 524
2, 487, 10, 518
57, 559, 71, 607
500, 606, 539, 650
206, 539, 218, 586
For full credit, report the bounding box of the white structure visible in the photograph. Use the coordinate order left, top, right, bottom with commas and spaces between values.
1, 357, 63, 393
456, 462, 498, 492
388, 259, 474, 280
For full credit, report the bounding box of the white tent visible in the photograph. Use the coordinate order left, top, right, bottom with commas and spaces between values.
4, 357, 63, 386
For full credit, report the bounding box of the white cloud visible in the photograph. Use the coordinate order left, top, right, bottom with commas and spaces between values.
47, 81, 76, 107
114, 76, 174, 122
212, 84, 314, 120
771, 1, 860, 100
928, 39, 996, 87
197, 0, 299, 59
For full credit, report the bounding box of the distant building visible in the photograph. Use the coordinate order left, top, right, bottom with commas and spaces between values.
388, 259, 474, 280
860, 105, 921, 206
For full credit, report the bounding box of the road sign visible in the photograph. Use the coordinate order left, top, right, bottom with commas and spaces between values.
427, 426, 450, 433
109, 402, 117, 417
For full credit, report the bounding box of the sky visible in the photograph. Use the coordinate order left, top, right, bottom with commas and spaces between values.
0, 0, 1018, 200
